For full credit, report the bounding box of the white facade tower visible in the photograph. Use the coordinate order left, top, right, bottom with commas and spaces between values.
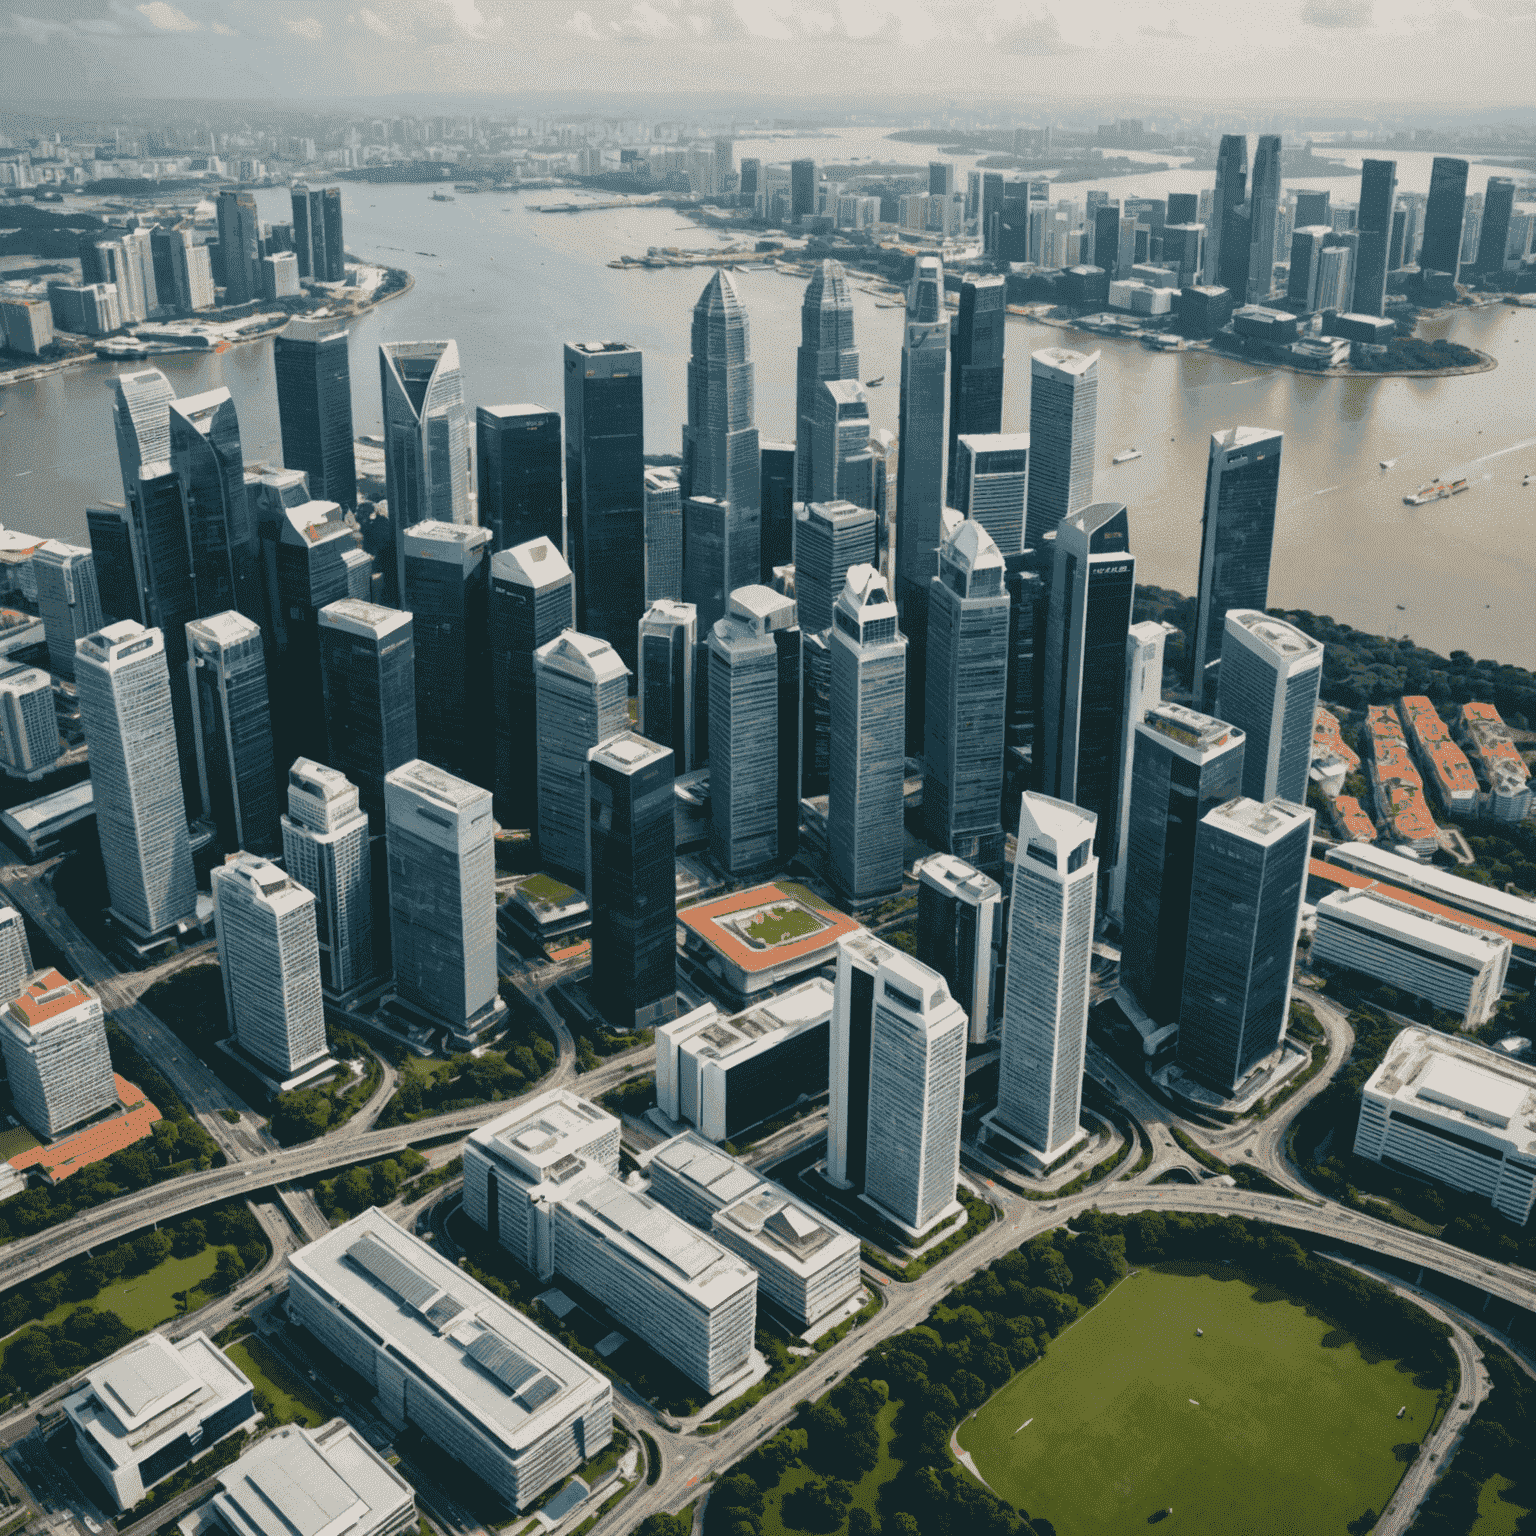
1108, 620, 1175, 922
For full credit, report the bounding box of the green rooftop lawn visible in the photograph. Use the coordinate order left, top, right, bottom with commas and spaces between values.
0, 1124, 41, 1161
34, 1247, 223, 1336
744, 905, 824, 947
520, 873, 578, 906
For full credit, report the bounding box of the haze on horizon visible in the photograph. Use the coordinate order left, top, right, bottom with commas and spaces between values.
1, 0, 1533, 115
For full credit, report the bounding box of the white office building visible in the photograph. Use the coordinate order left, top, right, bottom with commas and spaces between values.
0, 663, 60, 778
991, 794, 1098, 1164
1215, 609, 1324, 805
64, 1331, 260, 1510
33, 541, 102, 679
211, 853, 330, 1085
289, 1208, 612, 1513
1314, 888, 1511, 1028
1356, 1027, 1536, 1226
953, 433, 1030, 556
0, 907, 31, 1006
1325, 842, 1536, 944
864, 952, 967, 1241
1108, 620, 1174, 921
0, 969, 117, 1137
828, 932, 898, 1192
648, 1133, 862, 1330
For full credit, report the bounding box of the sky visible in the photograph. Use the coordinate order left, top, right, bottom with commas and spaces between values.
1, 0, 1533, 111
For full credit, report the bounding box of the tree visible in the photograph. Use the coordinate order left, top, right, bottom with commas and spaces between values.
271, 1089, 332, 1145
172, 1218, 206, 1258
848, 1511, 877, 1536
213, 1246, 246, 1292
129, 1228, 173, 1273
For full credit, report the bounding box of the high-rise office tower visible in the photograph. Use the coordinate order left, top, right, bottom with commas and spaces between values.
1163, 223, 1206, 288
1215, 610, 1323, 805
86, 506, 143, 628
1025, 348, 1097, 549
290, 183, 345, 283
829, 565, 906, 903
110, 366, 175, 515
1108, 619, 1174, 922
991, 793, 1097, 1161
1190, 427, 1284, 708
828, 931, 898, 1190
477, 405, 562, 554
795, 262, 859, 501
1121, 704, 1246, 1025
169, 388, 263, 628
638, 600, 696, 775
683, 494, 758, 644
215, 190, 260, 304
588, 732, 676, 1030
946, 277, 1006, 503
0, 971, 117, 1138
1167, 191, 1199, 224
1003, 551, 1046, 791
801, 630, 832, 799
380, 340, 470, 602
1475, 178, 1517, 274
281, 758, 373, 999
759, 442, 796, 583
810, 381, 874, 508
1315, 241, 1353, 312
187, 612, 279, 857
1203, 134, 1248, 287
682, 272, 760, 528
0, 664, 60, 779
1294, 189, 1330, 227
1091, 201, 1120, 273
212, 852, 328, 1082
707, 586, 799, 873
916, 853, 1000, 1045
533, 631, 629, 889
34, 541, 102, 679
954, 434, 1029, 556
1420, 157, 1470, 282
1177, 796, 1311, 1093
1389, 207, 1408, 272
739, 158, 760, 203
924, 520, 1009, 871
75, 623, 198, 942
1352, 159, 1398, 317
274, 321, 356, 508
790, 159, 816, 221
1245, 135, 1282, 303
318, 599, 418, 826
1041, 501, 1135, 858
793, 499, 877, 640
564, 341, 645, 675
490, 538, 573, 830
402, 521, 492, 787
929, 160, 956, 196
1285, 226, 1333, 312
385, 760, 503, 1043
643, 467, 683, 603
864, 952, 967, 1239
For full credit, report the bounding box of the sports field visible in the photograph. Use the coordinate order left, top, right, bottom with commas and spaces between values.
957, 1265, 1439, 1535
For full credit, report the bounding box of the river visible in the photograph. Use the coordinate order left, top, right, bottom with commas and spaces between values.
1, 129, 1533, 666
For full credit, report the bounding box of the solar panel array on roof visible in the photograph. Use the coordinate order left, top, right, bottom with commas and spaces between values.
347, 1234, 440, 1311
466, 1329, 541, 1392
425, 1293, 465, 1330
518, 1376, 560, 1412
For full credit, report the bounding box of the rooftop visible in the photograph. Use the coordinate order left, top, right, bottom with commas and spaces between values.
8, 1075, 160, 1181
1203, 796, 1311, 845
403, 521, 492, 557
6, 968, 96, 1032
319, 600, 411, 639
678, 881, 859, 974
1327, 843, 1536, 936
470, 1088, 617, 1190
534, 630, 629, 686
187, 611, 262, 650
590, 732, 671, 775
1143, 702, 1242, 756
1316, 887, 1512, 966
1031, 346, 1098, 377
477, 402, 554, 421
491, 538, 571, 591
916, 852, 1001, 905
1224, 609, 1321, 661
661, 979, 835, 1066
215, 853, 312, 915
1332, 796, 1377, 841
386, 759, 489, 813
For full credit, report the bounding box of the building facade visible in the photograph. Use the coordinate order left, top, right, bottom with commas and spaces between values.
0, 970, 117, 1137
476, 404, 563, 554
953, 433, 1029, 557
946, 277, 1007, 503
33, 541, 102, 679
1024, 348, 1098, 549
1214, 609, 1322, 804
795, 261, 859, 500
638, 600, 696, 774
274, 321, 357, 508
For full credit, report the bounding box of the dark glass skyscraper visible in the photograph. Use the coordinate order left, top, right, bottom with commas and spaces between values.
274, 320, 357, 507
790, 159, 816, 220
476, 404, 562, 553
563, 340, 645, 675
1203, 134, 1248, 287
795, 262, 859, 501
1475, 178, 1517, 274
1190, 427, 1284, 708
1245, 135, 1282, 304
682, 272, 759, 539
291, 184, 345, 282
1420, 157, 1470, 281
638, 599, 696, 774
1352, 159, 1398, 317
759, 441, 796, 582
946, 277, 1006, 504
1003, 551, 1046, 795
86, 506, 144, 627
215, 190, 260, 305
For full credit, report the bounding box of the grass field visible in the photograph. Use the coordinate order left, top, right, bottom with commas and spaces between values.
744, 905, 824, 946
957, 1265, 1439, 1536
0, 1124, 40, 1160
40, 1249, 223, 1334
225, 1338, 329, 1427
758, 1399, 902, 1536
1472, 1474, 1529, 1535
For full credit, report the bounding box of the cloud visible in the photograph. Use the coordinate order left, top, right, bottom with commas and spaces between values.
567, 6, 604, 34
74, 16, 125, 31
996, 10, 1071, 51
356, 5, 395, 36
1300, 0, 1373, 23
7, 12, 71, 41
136, 1, 199, 28
431, 0, 502, 34
283, 13, 322, 37
611, 1, 677, 36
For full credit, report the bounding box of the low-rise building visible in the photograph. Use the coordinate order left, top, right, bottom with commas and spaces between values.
0, 662, 61, 778
1356, 1027, 1536, 1226
1311, 704, 1359, 796
0, 969, 118, 1137
288, 1208, 612, 1513
1455, 702, 1532, 823
1329, 793, 1376, 842
1398, 695, 1479, 818
1362, 704, 1438, 852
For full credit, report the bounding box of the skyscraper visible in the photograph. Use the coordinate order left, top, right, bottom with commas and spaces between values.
187, 611, 279, 857
490, 538, 573, 830
991, 793, 1097, 1162
643, 467, 683, 603
810, 381, 874, 508
795, 262, 859, 501
1025, 348, 1098, 549
380, 340, 471, 603
682, 495, 759, 643
915, 853, 1001, 1045
215, 190, 260, 305
274, 321, 357, 508
318, 600, 418, 826
1003, 551, 1046, 793
1214, 610, 1323, 805
0, 971, 117, 1138
682, 272, 759, 531
1285, 226, 1333, 313
790, 159, 816, 221
212, 852, 329, 1083
946, 276, 1006, 502
564, 341, 645, 675
953, 433, 1029, 556
828, 931, 897, 1190
1041, 501, 1135, 858
86, 505, 143, 629
385, 760, 503, 1044
801, 630, 832, 799
75, 622, 198, 942
110, 367, 175, 509
1108, 619, 1175, 922
1120, 704, 1246, 1025
281, 758, 373, 1000
1203, 134, 1248, 287
1420, 157, 1470, 282
923, 519, 1009, 870
638, 600, 696, 774
291, 183, 345, 283
829, 565, 906, 903
477, 405, 563, 554
1245, 135, 1282, 303
1091, 201, 1121, 273
793, 499, 877, 640
402, 521, 492, 787
33, 542, 102, 679
759, 441, 796, 583
864, 953, 967, 1239
707, 586, 799, 873
532, 631, 629, 889
1190, 427, 1284, 707
1353, 159, 1398, 317
1475, 178, 1517, 275
0, 664, 60, 779
1178, 797, 1313, 1094
588, 732, 676, 1031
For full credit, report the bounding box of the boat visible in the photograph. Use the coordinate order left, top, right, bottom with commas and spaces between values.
1396, 604, 1407, 611
429, 192, 455, 202
1403, 477, 1469, 505
865, 375, 885, 387
1379, 458, 1397, 470
1112, 448, 1142, 465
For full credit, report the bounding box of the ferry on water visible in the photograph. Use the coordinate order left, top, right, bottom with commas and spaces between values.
1112, 448, 1143, 465
1404, 477, 1469, 505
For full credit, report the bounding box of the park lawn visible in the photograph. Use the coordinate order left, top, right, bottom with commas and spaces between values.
33, 1248, 224, 1335
957, 1266, 1439, 1536
226, 1338, 329, 1427
759, 1399, 901, 1536
0, 1124, 40, 1160
747, 906, 824, 946
1471, 1474, 1529, 1536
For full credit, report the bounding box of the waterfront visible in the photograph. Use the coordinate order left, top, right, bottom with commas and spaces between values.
1, 136, 1534, 666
